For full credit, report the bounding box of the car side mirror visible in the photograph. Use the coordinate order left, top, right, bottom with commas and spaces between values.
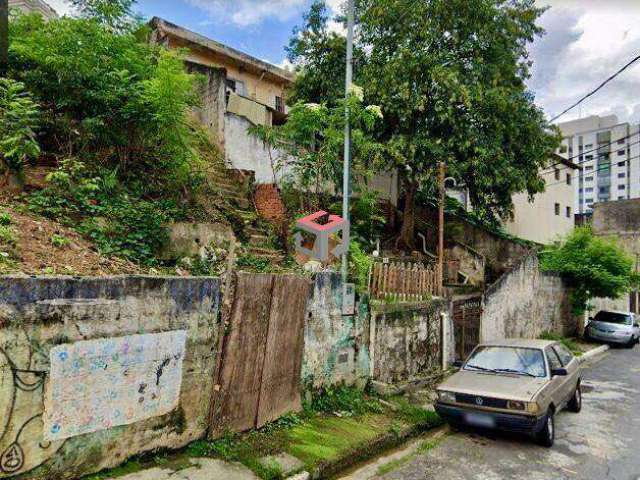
452, 360, 463, 368
551, 368, 568, 377
634, 323, 639, 328
588, 317, 594, 321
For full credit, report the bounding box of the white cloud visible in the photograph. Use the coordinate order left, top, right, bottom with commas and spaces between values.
185, 0, 308, 27
530, 0, 640, 123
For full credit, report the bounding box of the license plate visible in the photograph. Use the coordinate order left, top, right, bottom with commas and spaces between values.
464, 412, 496, 428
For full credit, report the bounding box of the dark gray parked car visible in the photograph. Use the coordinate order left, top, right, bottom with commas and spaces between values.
585, 310, 640, 348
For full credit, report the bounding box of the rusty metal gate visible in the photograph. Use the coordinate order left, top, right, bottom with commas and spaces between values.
210, 273, 311, 437
452, 296, 482, 361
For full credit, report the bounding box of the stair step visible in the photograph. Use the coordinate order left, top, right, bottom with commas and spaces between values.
249, 234, 269, 247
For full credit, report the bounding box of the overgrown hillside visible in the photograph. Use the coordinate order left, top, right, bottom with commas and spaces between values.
0, 8, 237, 272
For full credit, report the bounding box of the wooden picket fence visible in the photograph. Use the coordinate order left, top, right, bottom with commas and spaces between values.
369, 261, 441, 301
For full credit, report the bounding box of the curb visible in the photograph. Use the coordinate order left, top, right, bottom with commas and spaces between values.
578, 344, 609, 364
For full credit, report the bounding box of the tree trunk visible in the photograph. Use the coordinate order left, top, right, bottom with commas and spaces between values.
398, 179, 418, 251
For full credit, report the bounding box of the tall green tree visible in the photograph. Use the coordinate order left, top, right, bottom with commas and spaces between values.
541, 227, 639, 315
358, 0, 560, 247
288, 0, 560, 248
71, 0, 139, 32
286, 0, 365, 105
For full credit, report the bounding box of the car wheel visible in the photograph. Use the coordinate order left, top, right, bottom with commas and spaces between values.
568, 383, 582, 413
625, 336, 635, 349
536, 409, 555, 448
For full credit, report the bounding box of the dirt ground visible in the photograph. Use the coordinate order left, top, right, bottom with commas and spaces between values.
0, 200, 142, 276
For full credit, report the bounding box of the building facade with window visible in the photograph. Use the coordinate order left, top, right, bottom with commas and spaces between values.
9, 0, 58, 19
149, 17, 295, 185
504, 154, 578, 244
557, 115, 640, 216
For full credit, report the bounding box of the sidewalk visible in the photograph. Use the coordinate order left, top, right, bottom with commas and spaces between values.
101, 458, 260, 480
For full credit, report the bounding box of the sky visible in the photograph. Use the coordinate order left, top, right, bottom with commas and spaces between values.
45, 0, 640, 125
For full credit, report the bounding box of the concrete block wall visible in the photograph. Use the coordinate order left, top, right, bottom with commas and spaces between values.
481, 254, 576, 342
369, 300, 447, 384
0, 276, 221, 480
302, 272, 371, 389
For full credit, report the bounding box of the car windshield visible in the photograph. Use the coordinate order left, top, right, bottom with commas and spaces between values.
594, 311, 632, 325
464, 346, 546, 378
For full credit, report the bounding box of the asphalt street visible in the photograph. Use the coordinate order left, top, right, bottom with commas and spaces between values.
376, 346, 640, 480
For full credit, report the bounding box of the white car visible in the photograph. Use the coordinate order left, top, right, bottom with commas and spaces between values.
585, 310, 640, 348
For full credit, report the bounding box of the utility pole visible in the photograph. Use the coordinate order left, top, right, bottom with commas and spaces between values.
341, 0, 355, 283
0, 0, 8, 78
437, 161, 445, 295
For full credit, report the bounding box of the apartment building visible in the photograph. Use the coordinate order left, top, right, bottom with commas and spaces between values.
557, 115, 640, 216
504, 154, 578, 244
8, 0, 58, 19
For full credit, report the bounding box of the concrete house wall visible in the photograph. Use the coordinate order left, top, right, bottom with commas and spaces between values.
505, 157, 577, 245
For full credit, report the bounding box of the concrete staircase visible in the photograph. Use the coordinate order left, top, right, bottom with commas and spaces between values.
206, 167, 285, 263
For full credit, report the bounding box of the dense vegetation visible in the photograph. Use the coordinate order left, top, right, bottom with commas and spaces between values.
2, 6, 212, 264
286, 0, 561, 249
540, 227, 640, 314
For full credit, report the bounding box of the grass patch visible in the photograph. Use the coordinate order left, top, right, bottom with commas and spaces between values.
539, 331, 583, 356
80, 388, 442, 480
286, 415, 391, 469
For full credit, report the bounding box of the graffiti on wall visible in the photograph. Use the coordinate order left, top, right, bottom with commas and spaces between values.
0, 329, 65, 478
44, 331, 187, 441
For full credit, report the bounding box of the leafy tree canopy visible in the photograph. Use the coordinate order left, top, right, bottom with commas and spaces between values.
289, 0, 561, 247
286, 0, 366, 105
540, 227, 638, 315
70, 0, 139, 32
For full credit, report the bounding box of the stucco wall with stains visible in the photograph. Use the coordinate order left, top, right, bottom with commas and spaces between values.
369, 300, 446, 384
0, 276, 221, 480
302, 272, 371, 390
481, 254, 577, 342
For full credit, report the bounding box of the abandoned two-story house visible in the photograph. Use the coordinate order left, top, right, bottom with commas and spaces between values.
149, 17, 400, 208
149, 17, 294, 186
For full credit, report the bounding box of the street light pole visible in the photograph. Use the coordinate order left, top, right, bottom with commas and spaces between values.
437, 161, 445, 295
341, 0, 355, 283
0, 0, 8, 78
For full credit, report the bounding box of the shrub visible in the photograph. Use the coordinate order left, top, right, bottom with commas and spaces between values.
0, 79, 40, 181
540, 227, 636, 315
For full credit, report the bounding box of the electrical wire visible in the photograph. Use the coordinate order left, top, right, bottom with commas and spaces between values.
550, 54, 640, 123
543, 151, 640, 190
542, 130, 640, 173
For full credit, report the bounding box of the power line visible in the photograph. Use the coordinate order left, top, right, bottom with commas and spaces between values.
544, 151, 640, 189
544, 135, 640, 177
550, 53, 640, 123
542, 130, 640, 174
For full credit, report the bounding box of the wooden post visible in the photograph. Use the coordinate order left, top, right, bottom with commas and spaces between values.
437, 161, 446, 296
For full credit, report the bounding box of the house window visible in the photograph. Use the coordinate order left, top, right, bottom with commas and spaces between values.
585, 144, 593, 149
618, 138, 626, 145
618, 184, 626, 190
585, 176, 594, 181
554, 168, 560, 181
585, 187, 594, 193
566, 206, 571, 218
554, 203, 560, 216
619, 196, 626, 200
619, 161, 626, 167
225, 78, 246, 96
585, 165, 594, 171
566, 173, 571, 185
618, 172, 626, 178
585, 198, 594, 204
275, 96, 285, 113
618, 150, 626, 156
585, 155, 593, 160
